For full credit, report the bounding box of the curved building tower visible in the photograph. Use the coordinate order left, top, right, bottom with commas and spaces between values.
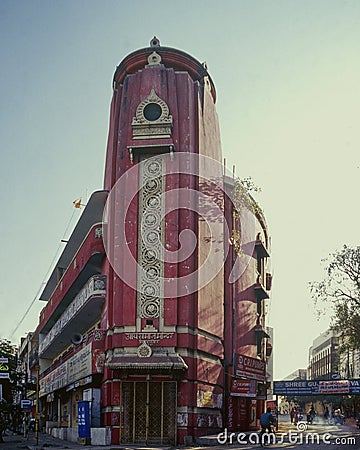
101, 37, 225, 445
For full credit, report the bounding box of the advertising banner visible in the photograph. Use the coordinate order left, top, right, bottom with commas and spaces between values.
68, 345, 92, 385
318, 380, 350, 394
40, 362, 67, 395
0, 357, 9, 379
40, 344, 93, 396
274, 379, 360, 395
235, 354, 266, 381
230, 379, 257, 397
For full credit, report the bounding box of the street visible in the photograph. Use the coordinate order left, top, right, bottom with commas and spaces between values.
1, 416, 360, 450
199, 415, 360, 450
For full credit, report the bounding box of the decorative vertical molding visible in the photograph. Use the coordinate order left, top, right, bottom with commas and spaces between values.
137, 156, 165, 331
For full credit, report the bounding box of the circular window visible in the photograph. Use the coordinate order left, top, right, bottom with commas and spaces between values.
143, 103, 162, 121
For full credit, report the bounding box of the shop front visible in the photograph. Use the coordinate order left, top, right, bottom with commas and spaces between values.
228, 354, 267, 431
106, 353, 188, 445
120, 379, 177, 444
39, 337, 108, 445
229, 379, 257, 430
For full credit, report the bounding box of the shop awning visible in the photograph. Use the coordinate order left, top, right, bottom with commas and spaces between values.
106, 354, 188, 371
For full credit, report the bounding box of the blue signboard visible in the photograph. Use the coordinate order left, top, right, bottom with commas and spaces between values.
274, 379, 360, 395
21, 399, 32, 409
78, 401, 91, 439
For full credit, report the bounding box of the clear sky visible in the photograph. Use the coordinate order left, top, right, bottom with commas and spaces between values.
1, 0, 359, 380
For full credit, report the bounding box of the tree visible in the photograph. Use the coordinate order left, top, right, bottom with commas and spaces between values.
310, 245, 360, 352
0, 339, 19, 409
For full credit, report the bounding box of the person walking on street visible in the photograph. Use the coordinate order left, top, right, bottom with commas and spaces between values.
260, 407, 276, 433
290, 407, 295, 423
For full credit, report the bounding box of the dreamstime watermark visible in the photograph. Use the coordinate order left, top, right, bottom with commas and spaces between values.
216, 423, 357, 446
102, 153, 257, 296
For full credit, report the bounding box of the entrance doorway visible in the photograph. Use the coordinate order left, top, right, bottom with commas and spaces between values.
120, 381, 177, 444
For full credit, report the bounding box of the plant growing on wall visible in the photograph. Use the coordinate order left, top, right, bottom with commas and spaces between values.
230, 177, 263, 256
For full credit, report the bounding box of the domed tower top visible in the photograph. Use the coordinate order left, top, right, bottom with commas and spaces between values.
113, 36, 216, 103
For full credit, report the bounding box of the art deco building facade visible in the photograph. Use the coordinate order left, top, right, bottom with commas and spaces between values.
308, 329, 360, 381
35, 38, 272, 445
308, 330, 339, 380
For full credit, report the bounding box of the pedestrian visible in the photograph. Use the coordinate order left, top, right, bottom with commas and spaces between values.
260, 407, 276, 434
290, 406, 295, 423
324, 406, 329, 420
294, 407, 301, 425
307, 404, 316, 424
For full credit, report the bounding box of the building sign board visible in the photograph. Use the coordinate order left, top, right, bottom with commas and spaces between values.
318, 380, 350, 394
21, 399, 32, 409
40, 344, 93, 396
230, 379, 257, 397
235, 354, 266, 381
40, 362, 67, 395
0, 357, 9, 379
274, 379, 360, 395
68, 344, 92, 384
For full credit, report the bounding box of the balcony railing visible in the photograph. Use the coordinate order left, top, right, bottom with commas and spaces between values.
39, 275, 106, 355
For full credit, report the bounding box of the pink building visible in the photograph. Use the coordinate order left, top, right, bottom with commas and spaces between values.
37, 38, 272, 445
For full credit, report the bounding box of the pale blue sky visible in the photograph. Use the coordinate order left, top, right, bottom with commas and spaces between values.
1, 0, 359, 379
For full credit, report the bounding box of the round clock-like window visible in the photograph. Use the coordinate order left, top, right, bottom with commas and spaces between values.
143, 103, 162, 121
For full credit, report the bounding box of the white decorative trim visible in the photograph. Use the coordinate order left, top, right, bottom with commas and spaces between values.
147, 51, 162, 66
137, 156, 165, 329
131, 89, 172, 139
137, 342, 152, 358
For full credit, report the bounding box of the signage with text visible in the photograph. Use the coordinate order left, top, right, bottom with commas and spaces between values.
230, 379, 257, 397
274, 379, 360, 395
235, 354, 266, 381
0, 357, 9, 379
21, 399, 32, 409
40, 344, 93, 396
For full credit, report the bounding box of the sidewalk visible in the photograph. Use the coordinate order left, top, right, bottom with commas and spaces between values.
1, 431, 177, 450
1, 430, 83, 449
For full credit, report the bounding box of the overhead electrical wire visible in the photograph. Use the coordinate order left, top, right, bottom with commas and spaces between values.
8, 208, 78, 341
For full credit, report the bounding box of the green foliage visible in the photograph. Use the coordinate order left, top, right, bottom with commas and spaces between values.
232, 177, 263, 218
230, 177, 263, 255
309, 245, 360, 351
0, 339, 19, 408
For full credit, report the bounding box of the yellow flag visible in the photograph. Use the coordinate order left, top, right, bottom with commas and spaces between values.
73, 198, 82, 209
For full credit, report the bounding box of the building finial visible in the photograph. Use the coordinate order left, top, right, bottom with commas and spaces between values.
150, 36, 160, 47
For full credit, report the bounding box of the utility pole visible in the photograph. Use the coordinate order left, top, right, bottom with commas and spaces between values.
35, 365, 40, 446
